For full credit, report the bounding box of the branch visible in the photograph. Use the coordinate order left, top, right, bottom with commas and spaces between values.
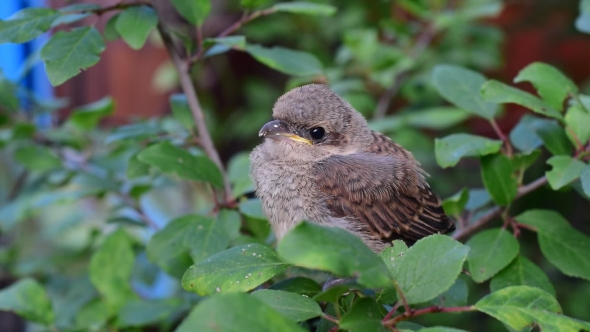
118, 193, 160, 230
89, 1, 152, 16
156, 23, 233, 203
373, 24, 437, 119
189, 8, 276, 64
452, 176, 548, 241
490, 119, 513, 157
383, 305, 475, 327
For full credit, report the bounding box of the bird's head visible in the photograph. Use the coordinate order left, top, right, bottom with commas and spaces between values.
258, 84, 373, 162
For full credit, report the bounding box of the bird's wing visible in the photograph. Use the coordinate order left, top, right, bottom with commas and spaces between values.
312, 133, 454, 244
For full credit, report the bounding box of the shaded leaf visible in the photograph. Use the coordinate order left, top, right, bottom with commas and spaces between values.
490, 256, 556, 297
171, 0, 211, 26
116, 299, 183, 327
511, 150, 541, 172
239, 199, 266, 220
466, 228, 519, 283
104, 14, 121, 41
509, 115, 553, 153
137, 141, 223, 187
13, 145, 61, 172
536, 121, 572, 156
576, 0, 590, 33
277, 222, 392, 288
514, 62, 577, 111
516, 209, 590, 281
170, 94, 194, 130
181, 243, 288, 295
245, 44, 322, 76
89, 229, 137, 313
217, 209, 242, 241
369, 107, 471, 133
269, 277, 322, 297
68, 96, 114, 130
465, 188, 491, 211
435, 134, 502, 168
0, 278, 54, 325
546, 156, 586, 190
480, 80, 563, 120
0, 8, 59, 44
389, 235, 469, 304
105, 121, 160, 143
126, 153, 150, 179
476, 286, 590, 331
339, 297, 387, 332
272, 2, 337, 16
581, 165, 590, 197
419, 328, 470, 332
442, 188, 469, 217
251, 289, 322, 322
41, 27, 105, 86
431, 65, 497, 119
431, 277, 468, 307
228, 152, 255, 198
176, 293, 305, 332
241, 0, 271, 9
115, 6, 158, 50
480, 153, 518, 206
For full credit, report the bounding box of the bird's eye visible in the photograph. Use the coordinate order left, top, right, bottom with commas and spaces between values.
309, 127, 325, 140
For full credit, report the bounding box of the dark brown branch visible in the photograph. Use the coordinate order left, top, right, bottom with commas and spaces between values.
453, 176, 548, 241
383, 305, 475, 327
373, 24, 437, 119
156, 22, 233, 203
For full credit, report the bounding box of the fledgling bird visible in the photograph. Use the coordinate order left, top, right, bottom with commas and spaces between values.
250, 84, 454, 253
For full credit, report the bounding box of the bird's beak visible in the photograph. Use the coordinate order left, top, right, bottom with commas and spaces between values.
258, 120, 312, 145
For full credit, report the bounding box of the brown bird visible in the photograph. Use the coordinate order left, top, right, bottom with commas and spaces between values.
250, 84, 454, 253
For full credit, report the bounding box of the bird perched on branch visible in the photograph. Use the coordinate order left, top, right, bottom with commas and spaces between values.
250, 84, 454, 253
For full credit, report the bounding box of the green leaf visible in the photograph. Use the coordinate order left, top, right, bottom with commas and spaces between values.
514, 62, 577, 111
228, 152, 255, 198
476, 286, 590, 331
0, 8, 59, 44
442, 188, 469, 217
490, 256, 556, 297
387, 235, 469, 304
480, 154, 518, 206
68, 96, 114, 130
546, 156, 586, 190
272, 2, 337, 16
217, 209, 242, 241
465, 188, 491, 211
181, 243, 288, 295
434, 134, 502, 168
431, 65, 497, 119
269, 277, 322, 297
535, 121, 573, 156
239, 199, 266, 220
171, 0, 211, 26
516, 209, 590, 281
313, 285, 350, 304
170, 94, 195, 130
339, 297, 387, 332
14, 145, 61, 172
576, 0, 590, 33
115, 6, 158, 50
431, 277, 468, 307
511, 150, 541, 172
105, 121, 160, 143
251, 289, 322, 322
466, 228, 519, 283
40, 27, 105, 86
176, 293, 305, 332
509, 115, 552, 153
89, 229, 136, 313
241, 0, 271, 9
75, 299, 108, 330
565, 104, 590, 146
104, 14, 121, 41
126, 153, 150, 179
0, 77, 19, 112
244, 44, 322, 76
419, 328, 470, 332
0, 278, 54, 325
116, 299, 182, 327
369, 107, 471, 133
137, 141, 223, 187
277, 222, 392, 289
581, 165, 590, 197
480, 80, 563, 120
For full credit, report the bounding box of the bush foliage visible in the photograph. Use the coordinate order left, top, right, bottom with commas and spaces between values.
1, 0, 590, 331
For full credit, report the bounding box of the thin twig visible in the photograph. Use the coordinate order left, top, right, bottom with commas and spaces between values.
322, 314, 339, 325
119, 193, 159, 230
392, 281, 411, 315
382, 301, 401, 322
188, 8, 276, 64
373, 24, 437, 119
490, 119, 513, 157
155, 22, 233, 203
383, 305, 475, 326
453, 176, 548, 241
